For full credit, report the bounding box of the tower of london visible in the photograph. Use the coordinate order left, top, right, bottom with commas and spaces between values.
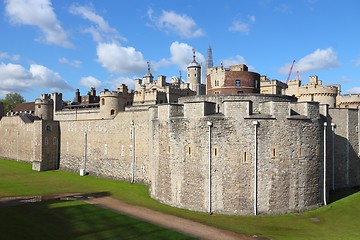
1, 52, 360, 215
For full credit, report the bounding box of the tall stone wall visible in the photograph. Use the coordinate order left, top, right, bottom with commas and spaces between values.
0, 115, 59, 171
328, 108, 360, 189
58, 109, 152, 183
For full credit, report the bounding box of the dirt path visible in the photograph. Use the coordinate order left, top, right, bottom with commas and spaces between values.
0, 193, 261, 240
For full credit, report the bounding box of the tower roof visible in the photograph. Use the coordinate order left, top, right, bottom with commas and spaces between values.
188, 48, 201, 68
143, 61, 153, 78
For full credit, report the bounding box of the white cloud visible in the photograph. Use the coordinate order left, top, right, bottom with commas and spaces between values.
29, 64, 73, 92
0, 52, 21, 61
0, 62, 31, 92
97, 42, 147, 74
105, 76, 135, 91
345, 87, 360, 94
0, 62, 72, 95
147, 9, 204, 38
278, 48, 340, 74
228, 16, 256, 34
221, 55, 247, 68
69, 3, 126, 43
79, 76, 102, 89
5, 0, 73, 48
169, 41, 205, 72
59, 57, 82, 68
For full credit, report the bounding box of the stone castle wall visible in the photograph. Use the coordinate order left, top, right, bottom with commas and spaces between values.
58, 109, 152, 183
1, 94, 360, 215
0, 115, 59, 170
328, 108, 360, 189
150, 96, 323, 214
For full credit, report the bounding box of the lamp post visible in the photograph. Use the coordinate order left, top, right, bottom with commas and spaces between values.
253, 121, 259, 215
331, 123, 336, 191
207, 121, 213, 214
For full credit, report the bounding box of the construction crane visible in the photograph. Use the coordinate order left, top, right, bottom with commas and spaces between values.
286, 60, 296, 84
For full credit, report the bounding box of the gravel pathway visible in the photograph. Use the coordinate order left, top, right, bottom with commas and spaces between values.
0, 193, 262, 240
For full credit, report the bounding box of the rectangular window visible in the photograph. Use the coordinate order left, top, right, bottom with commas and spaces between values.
213, 146, 219, 158
242, 151, 248, 163
167, 145, 171, 154
236, 80, 241, 86
188, 146, 191, 156
271, 148, 276, 158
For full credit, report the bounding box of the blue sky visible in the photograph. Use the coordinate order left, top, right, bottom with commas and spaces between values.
1, 0, 360, 101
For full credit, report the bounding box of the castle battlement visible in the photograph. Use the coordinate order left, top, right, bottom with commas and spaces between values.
100, 90, 122, 97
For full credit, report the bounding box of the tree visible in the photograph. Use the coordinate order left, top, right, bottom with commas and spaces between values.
0, 92, 25, 114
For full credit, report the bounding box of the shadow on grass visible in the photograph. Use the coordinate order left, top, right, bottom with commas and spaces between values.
0, 192, 111, 208
0, 197, 197, 240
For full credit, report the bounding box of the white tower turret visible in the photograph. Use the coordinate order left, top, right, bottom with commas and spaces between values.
187, 49, 201, 95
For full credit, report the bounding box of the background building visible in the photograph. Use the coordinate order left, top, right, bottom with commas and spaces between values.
206, 64, 260, 95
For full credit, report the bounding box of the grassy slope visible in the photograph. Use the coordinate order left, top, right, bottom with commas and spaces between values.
0, 200, 196, 240
1, 159, 360, 240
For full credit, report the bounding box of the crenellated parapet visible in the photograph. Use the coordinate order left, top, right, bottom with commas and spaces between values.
337, 94, 360, 109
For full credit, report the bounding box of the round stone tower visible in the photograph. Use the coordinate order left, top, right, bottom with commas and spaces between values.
99, 90, 125, 119
187, 48, 201, 95
35, 94, 53, 120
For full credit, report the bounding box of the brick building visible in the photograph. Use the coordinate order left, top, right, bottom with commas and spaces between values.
206, 64, 260, 95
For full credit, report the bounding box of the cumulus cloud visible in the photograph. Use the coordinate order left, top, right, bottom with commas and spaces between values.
105, 76, 136, 91
79, 76, 102, 89
59, 57, 82, 68
221, 55, 247, 68
228, 16, 256, 34
278, 48, 340, 74
69, 3, 126, 43
169, 41, 205, 72
0, 52, 21, 61
29, 64, 73, 91
5, 0, 73, 48
0, 62, 72, 95
97, 42, 147, 74
147, 9, 204, 38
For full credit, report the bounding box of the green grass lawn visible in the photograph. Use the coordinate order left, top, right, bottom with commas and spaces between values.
0, 200, 196, 240
1, 159, 360, 240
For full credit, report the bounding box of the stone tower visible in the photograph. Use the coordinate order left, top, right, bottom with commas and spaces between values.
35, 94, 54, 120
99, 89, 126, 119
143, 61, 154, 85
187, 49, 201, 95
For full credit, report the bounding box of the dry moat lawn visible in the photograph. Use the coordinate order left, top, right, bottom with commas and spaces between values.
1, 159, 360, 240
